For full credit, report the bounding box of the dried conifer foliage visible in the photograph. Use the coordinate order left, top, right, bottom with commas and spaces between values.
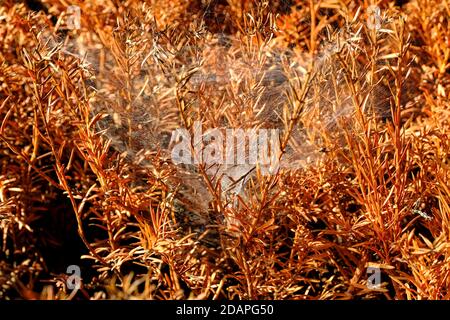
1, 0, 450, 299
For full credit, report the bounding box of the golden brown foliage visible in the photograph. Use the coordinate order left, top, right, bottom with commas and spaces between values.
1, 0, 450, 300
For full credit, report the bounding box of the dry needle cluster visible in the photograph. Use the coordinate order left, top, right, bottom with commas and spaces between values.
1, 0, 450, 300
